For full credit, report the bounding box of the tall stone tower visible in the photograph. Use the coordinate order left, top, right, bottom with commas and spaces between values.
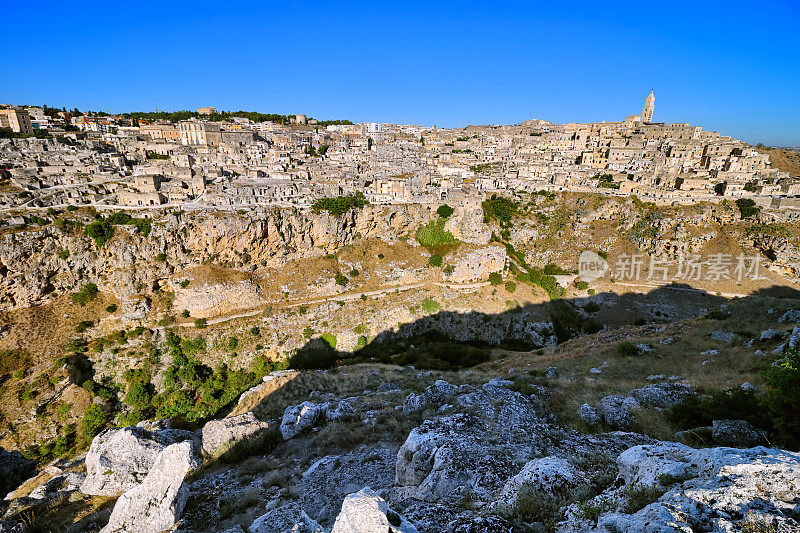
642, 90, 655, 122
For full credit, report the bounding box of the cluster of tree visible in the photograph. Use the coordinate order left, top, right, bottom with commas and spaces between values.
120, 110, 352, 126
311, 192, 368, 216
0, 127, 50, 139
84, 212, 152, 247
482, 194, 519, 223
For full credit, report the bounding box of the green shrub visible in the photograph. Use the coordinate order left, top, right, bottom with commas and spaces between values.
616, 341, 640, 357
75, 320, 94, 333
335, 273, 348, 286
575, 280, 589, 290
321, 332, 337, 349
736, 198, 761, 219
124, 382, 152, 411
181, 309, 190, 318
762, 348, 800, 449
106, 304, 117, 313
482, 194, 518, 222
666, 387, 771, 434
58, 249, 70, 260
194, 318, 208, 329
505, 280, 517, 293
81, 404, 107, 440
428, 254, 442, 267
179, 279, 190, 288
622, 484, 665, 513
704, 307, 731, 320
584, 302, 601, 313
489, 272, 503, 285
156, 253, 167, 262
84, 220, 114, 247
289, 343, 338, 370
421, 298, 440, 313
349, 268, 360, 277
436, 204, 454, 218
71, 283, 99, 306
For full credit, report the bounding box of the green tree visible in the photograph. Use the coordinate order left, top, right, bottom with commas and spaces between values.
436, 204, 454, 218
428, 254, 442, 267
489, 272, 503, 285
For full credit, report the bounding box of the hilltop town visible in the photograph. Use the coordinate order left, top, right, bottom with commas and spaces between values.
1, 93, 798, 218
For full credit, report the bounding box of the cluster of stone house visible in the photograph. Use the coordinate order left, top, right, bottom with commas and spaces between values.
0, 94, 797, 216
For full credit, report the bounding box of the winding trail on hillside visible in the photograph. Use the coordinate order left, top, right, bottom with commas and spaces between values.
176, 280, 491, 327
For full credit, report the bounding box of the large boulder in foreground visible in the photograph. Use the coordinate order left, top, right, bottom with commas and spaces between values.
100, 440, 201, 533
559, 443, 800, 532
331, 487, 418, 533
80, 425, 194, 496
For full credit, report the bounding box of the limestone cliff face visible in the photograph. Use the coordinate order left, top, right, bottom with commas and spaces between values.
0, 205, 467, 312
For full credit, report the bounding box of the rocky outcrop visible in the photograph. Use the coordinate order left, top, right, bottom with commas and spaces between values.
630, 382, 697, 409
597, 395, 641, 430
561, 443, 800, 532
201, 412, 270, 459
80, 424, 194, 496
331, 487, 418, 533
100, 440, 201, 533
402, 379, 458, 413
280, 401, 325, 440
711, 419, 768, 447
498, 456, 589, 507
250, 503, 324, 533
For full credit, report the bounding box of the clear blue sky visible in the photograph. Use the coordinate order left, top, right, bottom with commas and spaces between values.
2, 1, 798, 145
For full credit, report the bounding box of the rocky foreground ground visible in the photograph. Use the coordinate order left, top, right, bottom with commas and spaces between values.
2, 320, 800, 533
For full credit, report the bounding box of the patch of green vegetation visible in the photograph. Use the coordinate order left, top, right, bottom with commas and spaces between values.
421, 297, 440, 313
311, 192, 368, 216
335, 272, 348, 286
616, 341, 641, 357
482, 194, 519, 223
321, 332, 337, 349
415, 218, 457, 249
436, 204, 454, 218
489, 272, 503, 285
736, 198, 761, 219
71, 283, 99, 306
428, 254, 442, 267
505, 280, 517, 293
622, 484, 666, 513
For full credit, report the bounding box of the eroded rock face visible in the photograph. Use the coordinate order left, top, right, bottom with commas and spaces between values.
249, 502, 324, 533
201, 412, 270, 459
100, 440, 201, 533
559, 443, 800, 533
331, 487, 418, 533
80, 425, 194, 496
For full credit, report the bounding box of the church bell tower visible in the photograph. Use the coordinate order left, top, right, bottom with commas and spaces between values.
642, 90, 655, 123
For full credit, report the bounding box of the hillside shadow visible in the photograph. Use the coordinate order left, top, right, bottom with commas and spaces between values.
287, 283, 800, 371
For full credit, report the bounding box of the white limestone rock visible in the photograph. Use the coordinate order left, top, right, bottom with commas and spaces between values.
778, 309, 800, 323
499, 457, 588, 507
280, 401, 325, 440
630, 383, 697, 409
80, 425, 194, 496
249, 502, 324, 533
100, 440, 201, 533
560, 444, 800, 532
331, 487, 418, 533
598, 395, 641, 430
201, 412, 270, 459
711, 419, 767, 448
711, 331, 735, 343
578, 404, 602, 426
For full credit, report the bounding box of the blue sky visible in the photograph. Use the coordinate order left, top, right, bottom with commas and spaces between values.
2, 1, 798, 145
